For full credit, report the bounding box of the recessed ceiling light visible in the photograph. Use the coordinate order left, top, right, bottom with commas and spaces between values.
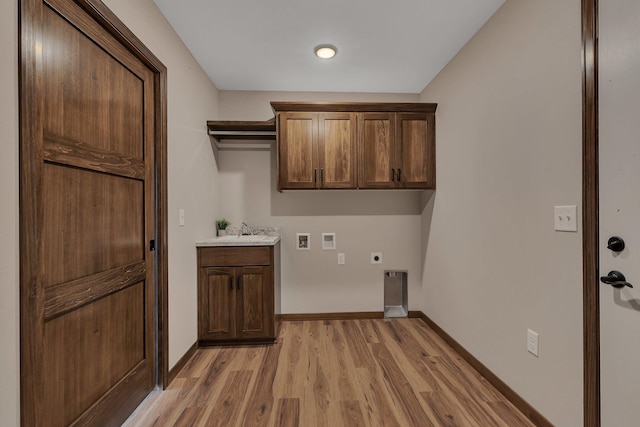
314, 45, 337, 59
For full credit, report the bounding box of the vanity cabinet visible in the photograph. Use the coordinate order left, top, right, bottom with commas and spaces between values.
197, 244, 281, 344
278, 112, 357, 189
273, 102, 436, 191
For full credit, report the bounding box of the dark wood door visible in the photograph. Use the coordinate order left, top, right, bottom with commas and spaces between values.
200, 267, 236, 340
236, 266, 273, 339
20, 0, 163, 425
278, 112, 318, 189
318, 112, 357, 189
396, 112, 435, 188
358, 112, 397, 188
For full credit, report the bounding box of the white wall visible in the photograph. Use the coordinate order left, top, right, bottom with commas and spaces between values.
217, 91, 428, 314
102, 0, 220, 369
419, 0, 582, 425
0, 0, 20, 424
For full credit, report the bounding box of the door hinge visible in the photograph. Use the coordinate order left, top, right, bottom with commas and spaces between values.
150, 239, 156, 251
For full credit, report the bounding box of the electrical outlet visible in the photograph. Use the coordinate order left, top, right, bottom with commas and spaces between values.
371, 252, 383, 264
338, 253, 345, 265
527, 329, 539, 357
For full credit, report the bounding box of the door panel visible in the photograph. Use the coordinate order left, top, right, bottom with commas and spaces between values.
358, 113, 395, 188
20, 0, 159, 425
43, 283, 144, 426
599, 0, 640, 424
397, 112, 435, 188
41, 164, 144, 287
318, 112, 357, 188
237, 267, 273, 338
202, 267, 235, 339
279, 112, 318, 189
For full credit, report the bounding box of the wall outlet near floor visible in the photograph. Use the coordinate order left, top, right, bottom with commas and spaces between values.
527, 329, 539, 357
371, 252, 383, 264
338, 253, 345, 265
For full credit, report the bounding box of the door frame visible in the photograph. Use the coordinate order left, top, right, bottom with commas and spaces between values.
582, 0, 600, 426
18, 0, 169, 424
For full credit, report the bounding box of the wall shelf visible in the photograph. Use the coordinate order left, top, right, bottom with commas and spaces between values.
207, 119, 276, 150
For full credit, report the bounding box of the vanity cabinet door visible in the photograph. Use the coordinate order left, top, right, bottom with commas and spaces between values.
199, 267, 236, 340
235, 266, 273, 339
278, 112, 318, 189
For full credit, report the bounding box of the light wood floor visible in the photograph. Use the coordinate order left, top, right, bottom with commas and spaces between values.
124, 319, 535, 426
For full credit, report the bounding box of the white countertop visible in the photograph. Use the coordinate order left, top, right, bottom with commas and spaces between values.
196, 235, 281, 247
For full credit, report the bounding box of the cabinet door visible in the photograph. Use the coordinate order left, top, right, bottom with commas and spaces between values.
318, 112, 357, 188
199, 267, 236, 340
278, 112, 318, 189
358, 112, 396, 188
396, 112, 435, 188
236, 266, 273, 339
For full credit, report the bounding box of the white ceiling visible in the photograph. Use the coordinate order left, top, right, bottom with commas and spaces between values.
153, 0, 505, 94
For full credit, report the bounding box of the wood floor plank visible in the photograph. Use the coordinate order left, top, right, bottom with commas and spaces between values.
204, 370, 253, 427
241, 341, 282, 427
125, 319, 537, 427
370, 342, 436, 427
374, 319, 440, 392
275, 398, 300, 427
339, 400, 366, 427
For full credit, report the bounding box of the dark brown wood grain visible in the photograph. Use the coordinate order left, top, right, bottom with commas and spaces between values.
318, 112, 358, 189
199, 246, 271, 267
198, 246, 279, 344
44, 133, 146, 180
277, 112, 319, 190
396, 112, 436, 189
271, 101, 438, 113
44, 261, 146, 320
20, 0, 168, 424
358, 112, 396, 189
206, 120, 276, 141
582, 1, 600, 426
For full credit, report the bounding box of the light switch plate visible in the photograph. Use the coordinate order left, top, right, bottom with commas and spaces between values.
554, 205, 577, 232
179, 209, 185, 227
338, 253, 345, 265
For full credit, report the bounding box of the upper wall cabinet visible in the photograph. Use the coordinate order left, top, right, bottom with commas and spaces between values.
278, 112, 357, 189
272, 102, 437, 191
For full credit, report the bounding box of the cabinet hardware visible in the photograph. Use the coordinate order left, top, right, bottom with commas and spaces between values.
229, 276, 233, 290
237, 276, 242, 290
397, 168, 401, 182
391, 169, 396, 182
313, 168, 317, 183
320, 168, 324, 183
